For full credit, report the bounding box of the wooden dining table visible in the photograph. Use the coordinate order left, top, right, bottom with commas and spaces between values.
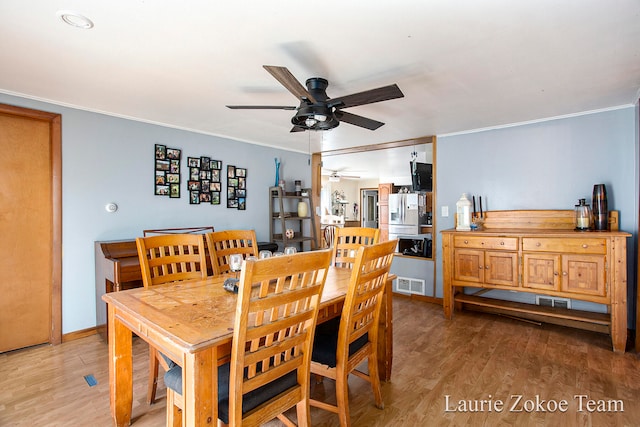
103, 266, 395, 427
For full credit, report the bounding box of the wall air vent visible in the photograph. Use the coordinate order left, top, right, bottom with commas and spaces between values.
394, 277, 425, 296
535, 296, 571, 309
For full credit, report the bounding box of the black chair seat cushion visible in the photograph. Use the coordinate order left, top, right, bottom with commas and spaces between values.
164, 361, 297, 424
312, 316, 369, 368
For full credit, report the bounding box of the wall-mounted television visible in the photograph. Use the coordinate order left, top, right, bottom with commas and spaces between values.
410, 162, 432, 192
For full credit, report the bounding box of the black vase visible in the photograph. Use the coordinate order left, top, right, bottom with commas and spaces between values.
592, 184, 608, 231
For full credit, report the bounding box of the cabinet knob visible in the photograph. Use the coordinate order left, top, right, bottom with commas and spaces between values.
464, 240, 469, 244
485, 266, 490, 269
582, 244, 588, 248
500, 241, 505, 245
554, 272, 559, 276
563, 271, 568, 276
536, 242, 541, 247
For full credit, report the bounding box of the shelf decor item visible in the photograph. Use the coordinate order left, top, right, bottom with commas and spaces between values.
592, 184, 608, 231
574, 198, 591, 231
274, 157, 280, 186
297, 201, 308, 217
455, 193, 472, 231
154, 144, 181, 198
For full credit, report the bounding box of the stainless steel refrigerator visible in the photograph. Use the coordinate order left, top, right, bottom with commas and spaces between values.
388, 193, 419, 240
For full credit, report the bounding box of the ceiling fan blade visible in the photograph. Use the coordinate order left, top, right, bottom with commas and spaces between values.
290, 125, 306, 133
328, 84, 404, 109
226, 105, 297, 110
335, 110, 385, 130
263, 65, 317, 103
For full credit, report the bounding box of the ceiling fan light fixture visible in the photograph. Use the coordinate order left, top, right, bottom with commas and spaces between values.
329, 175, 340, 182
292, 104, 339, 131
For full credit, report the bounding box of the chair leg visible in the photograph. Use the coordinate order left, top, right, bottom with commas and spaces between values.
367, 353, 384, 409
147, 346, 159, 405
336, 372, 351, 427
294, 400, 311, 427
278, 411, 300, 427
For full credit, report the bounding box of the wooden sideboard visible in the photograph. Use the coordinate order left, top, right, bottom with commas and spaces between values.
441, 210, 630, 353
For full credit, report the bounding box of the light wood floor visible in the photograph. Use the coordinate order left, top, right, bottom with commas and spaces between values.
1, 297, 639, 426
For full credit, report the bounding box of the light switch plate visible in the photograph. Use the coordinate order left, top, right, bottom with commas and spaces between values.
441, 206, 449, 217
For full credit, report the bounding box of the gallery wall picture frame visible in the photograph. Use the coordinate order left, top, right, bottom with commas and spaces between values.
188, 155, 222, 205
154, 144, 181, 198
227, 165, 246, 210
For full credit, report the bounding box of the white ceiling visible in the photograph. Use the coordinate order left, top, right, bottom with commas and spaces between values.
1, 1, 639, 179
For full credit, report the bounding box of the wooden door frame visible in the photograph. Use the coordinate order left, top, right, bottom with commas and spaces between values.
1, 103, 62, 345
636, 98, 640, 352
312, 135, 436, 253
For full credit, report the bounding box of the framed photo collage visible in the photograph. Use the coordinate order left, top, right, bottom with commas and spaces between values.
154, 144, 246, 209
154, 144, 181, 198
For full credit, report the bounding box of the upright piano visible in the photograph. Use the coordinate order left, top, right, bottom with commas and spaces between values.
95, 239, 143, 340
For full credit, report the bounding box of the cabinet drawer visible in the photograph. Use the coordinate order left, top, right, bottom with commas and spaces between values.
522, 238, 606, 254
453, 235, 518, 250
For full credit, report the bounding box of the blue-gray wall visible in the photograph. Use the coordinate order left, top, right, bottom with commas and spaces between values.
436, 107, 638, 323
2, 93, 637, 333
1, 93, 311, 334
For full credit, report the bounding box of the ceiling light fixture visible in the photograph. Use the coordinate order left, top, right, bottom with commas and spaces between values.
57, 10, 94, 29
293, 104, 339, 131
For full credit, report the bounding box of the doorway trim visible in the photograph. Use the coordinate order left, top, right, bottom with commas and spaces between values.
312, 135, 435, 248
0, 103, 62, 345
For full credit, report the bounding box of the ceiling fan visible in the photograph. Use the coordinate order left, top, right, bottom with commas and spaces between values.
227, 65, 404, 132
324, 170, 361, 182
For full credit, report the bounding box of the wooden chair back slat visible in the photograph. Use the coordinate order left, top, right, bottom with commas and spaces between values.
310, 239, 396, 426
229, 249, 332, 426
136, 234, 207, 287
135, 233, 208, 406
341, 240, 396, 349
332, 227, 380, 268
205, 230, 259, 275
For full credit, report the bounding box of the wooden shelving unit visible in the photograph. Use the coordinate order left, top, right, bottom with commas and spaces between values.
269, 186, 318, 251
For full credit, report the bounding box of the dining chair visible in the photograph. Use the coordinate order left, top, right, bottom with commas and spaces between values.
205, 229, 259, 275
323, 225, 337, 249
332, 226, 381, 268
136, 233, 208, 405
164, 249, 333, 426
310, 239, 397, 427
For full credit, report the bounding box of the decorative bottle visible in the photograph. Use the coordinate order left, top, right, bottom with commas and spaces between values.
456, 193, 472, 231
592, 184, 608, 231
